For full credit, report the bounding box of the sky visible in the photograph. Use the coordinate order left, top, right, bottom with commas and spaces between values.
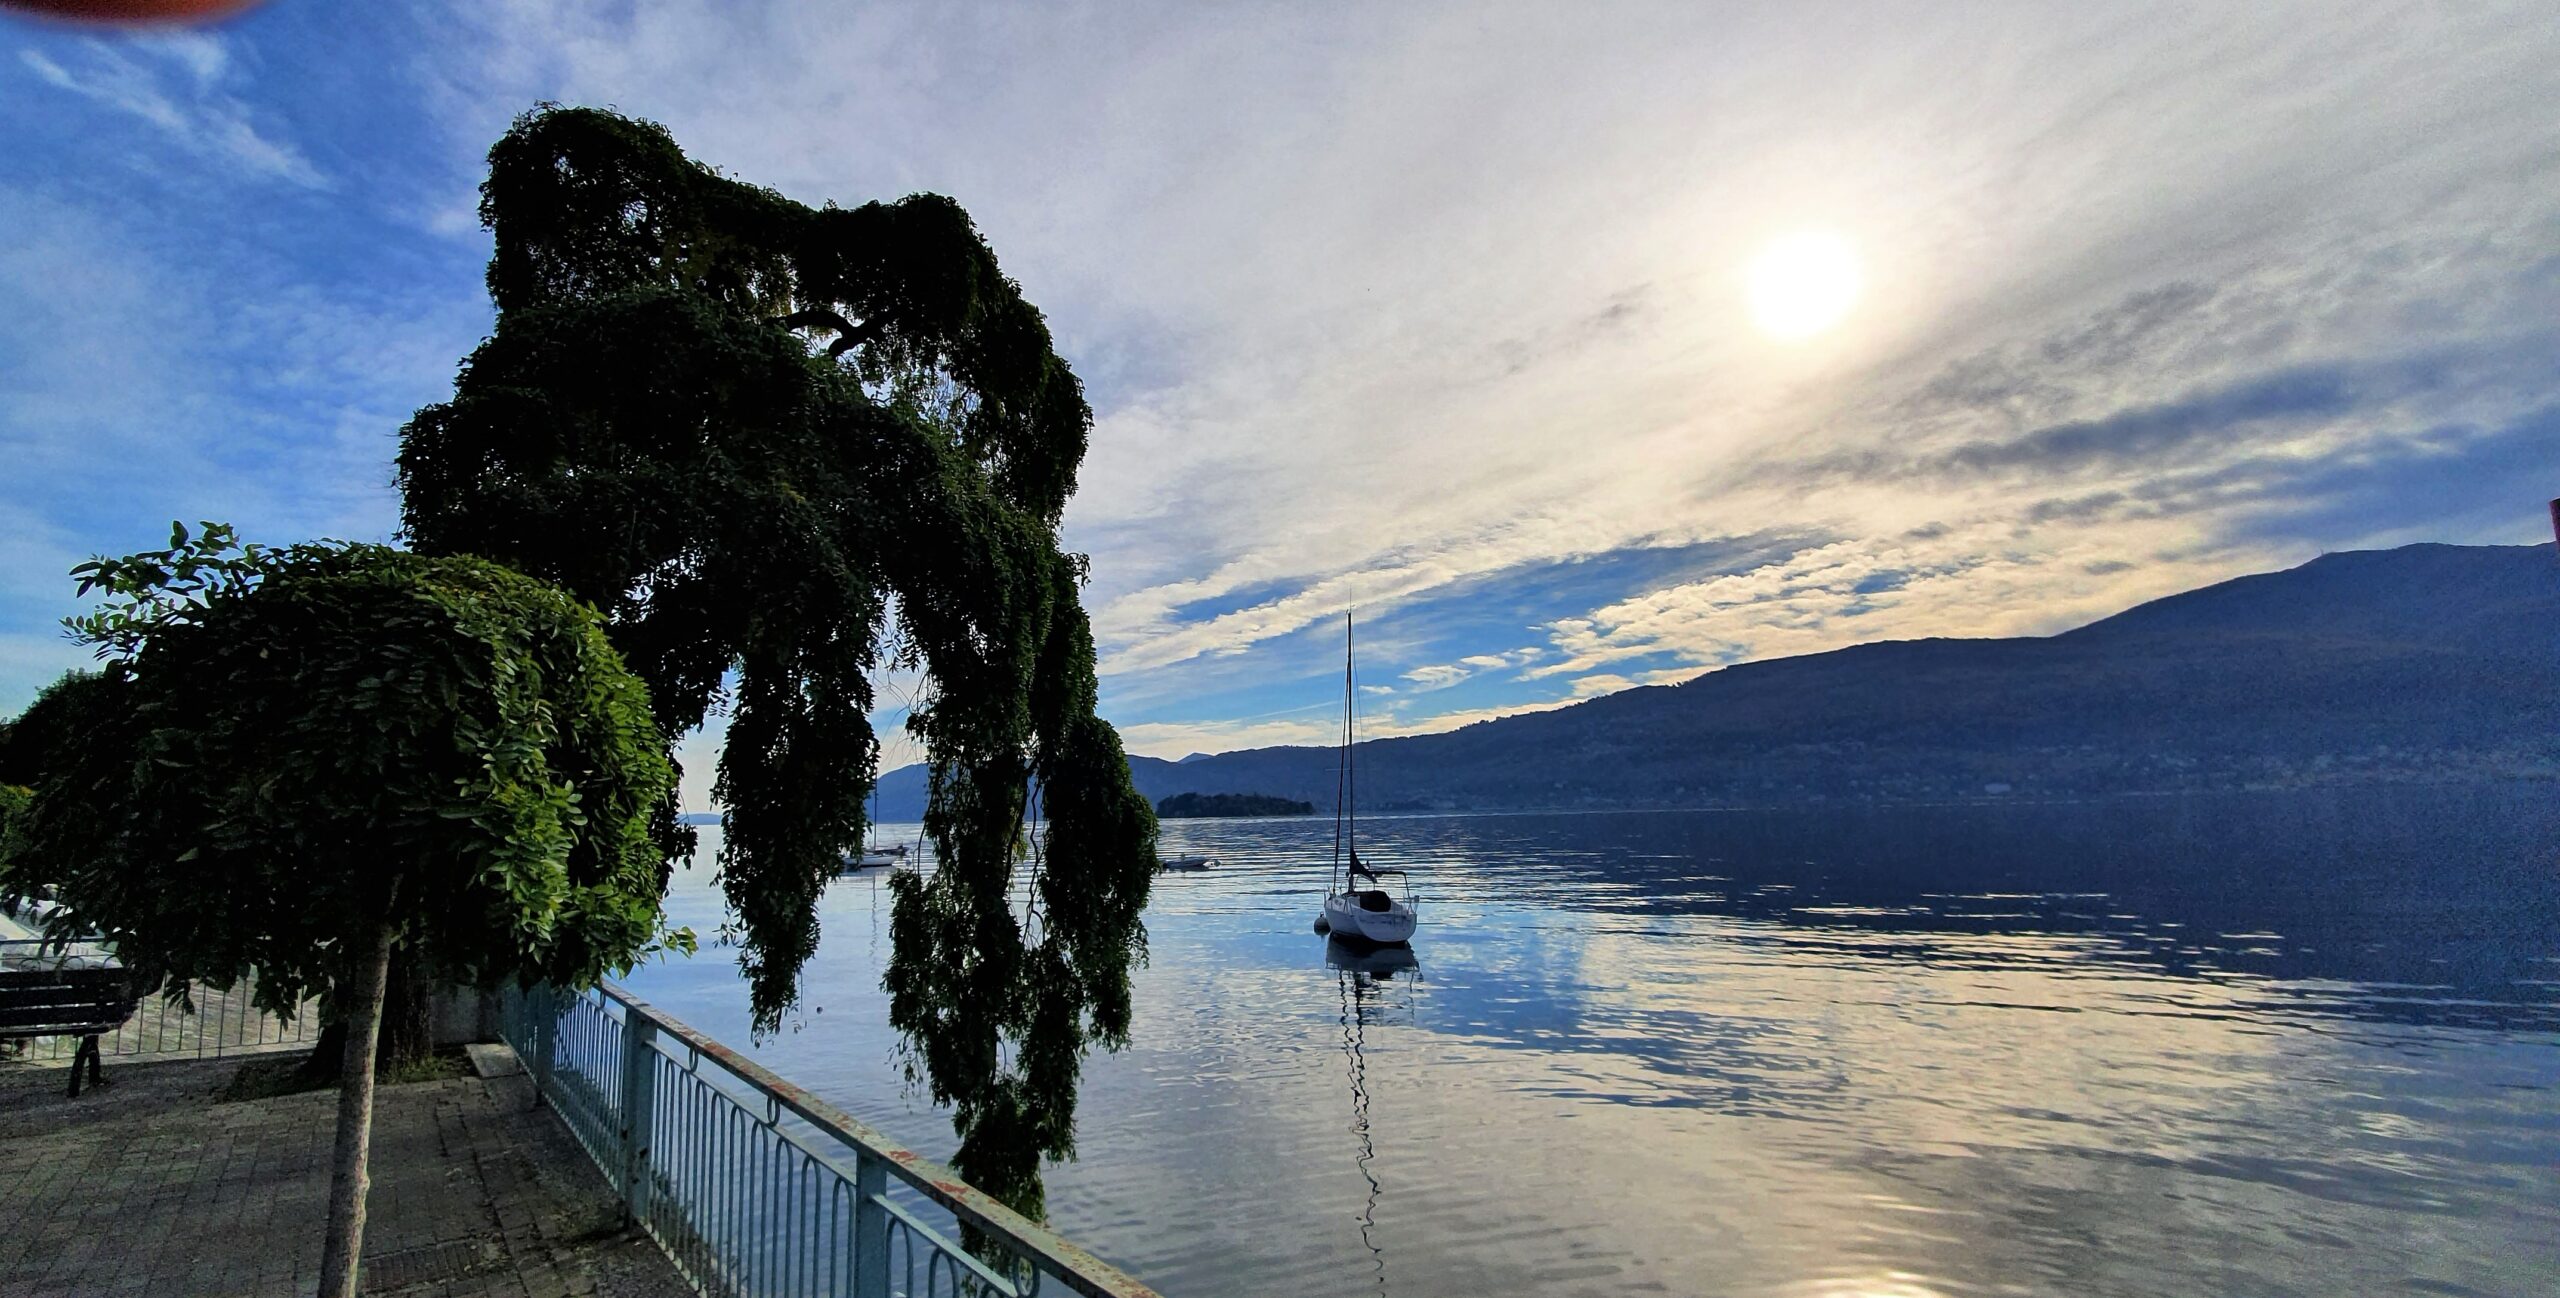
3, 2, 2556, 806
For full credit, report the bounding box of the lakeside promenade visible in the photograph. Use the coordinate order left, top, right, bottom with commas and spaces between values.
0, 1051, 686, 1297
1, 981, 1162, 1298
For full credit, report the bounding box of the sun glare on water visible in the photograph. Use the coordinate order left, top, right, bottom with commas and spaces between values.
1747, 231, 1863, 341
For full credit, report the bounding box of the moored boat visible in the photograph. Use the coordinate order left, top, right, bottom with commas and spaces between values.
840, 788, 911, 874
1317, 612, 1417, 945
1323, 882, 1417, 943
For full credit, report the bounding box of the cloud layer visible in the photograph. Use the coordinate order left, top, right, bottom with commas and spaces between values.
4, 2, 2555, 776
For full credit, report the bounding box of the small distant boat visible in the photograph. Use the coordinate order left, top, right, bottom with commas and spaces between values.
839, 788, 912, 874
1316, 612, 1417, 946
1160, 854, 1218, 871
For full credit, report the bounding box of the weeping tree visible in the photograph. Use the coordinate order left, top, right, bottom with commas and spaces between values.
0, 536, 677, 1298
397, 106, 1157, 1214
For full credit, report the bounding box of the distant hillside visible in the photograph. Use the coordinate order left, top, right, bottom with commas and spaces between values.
1157, 792, 1316, 818
863, 543, 2557, 817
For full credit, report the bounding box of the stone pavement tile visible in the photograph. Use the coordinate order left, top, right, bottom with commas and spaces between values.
465, 1043, 525, 1080
0, 1055, 690, 1297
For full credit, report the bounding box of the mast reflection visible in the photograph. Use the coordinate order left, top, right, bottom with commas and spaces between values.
1331, 936, 1420, 1298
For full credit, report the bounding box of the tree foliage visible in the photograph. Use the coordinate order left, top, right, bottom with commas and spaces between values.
395, 105, 1156, 1212
0, 541, 677, 1010
59, 521, 274, 659
3, 537, 677, 1296
0, 781, 28, 872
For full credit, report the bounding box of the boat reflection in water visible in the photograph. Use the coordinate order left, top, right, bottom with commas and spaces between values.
1331, 936, 1420, 1298
1328, 936, 1421, 983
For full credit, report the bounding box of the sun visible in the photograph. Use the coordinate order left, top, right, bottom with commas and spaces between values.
1746, 231, 1863, 341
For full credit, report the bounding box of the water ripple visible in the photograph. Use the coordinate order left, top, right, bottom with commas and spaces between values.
630, 788, 2560, 1298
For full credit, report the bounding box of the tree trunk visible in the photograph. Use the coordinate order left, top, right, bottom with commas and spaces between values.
316, 919, 395, 1298
300, 948, 437, 1083
298, 1020, 346, 1086
378, 951, 439, 1071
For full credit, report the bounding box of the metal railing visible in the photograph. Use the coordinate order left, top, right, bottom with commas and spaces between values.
0, 937, 321, 1064
499, 981, 1162, 1298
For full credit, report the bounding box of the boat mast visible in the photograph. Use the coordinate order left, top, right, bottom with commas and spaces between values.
1346, 612, 1357, 873
1341, 611, 1361, 901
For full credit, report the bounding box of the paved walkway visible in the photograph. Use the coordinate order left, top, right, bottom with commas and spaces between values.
0, 1052, 690, 1297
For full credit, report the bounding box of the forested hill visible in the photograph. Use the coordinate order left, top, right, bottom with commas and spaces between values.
866, 543, 2557, 817
1157, 792, 1317, 817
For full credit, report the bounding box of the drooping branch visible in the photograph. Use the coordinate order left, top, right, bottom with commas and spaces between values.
779, 307, 887, 357
397, 105, 1157, 1218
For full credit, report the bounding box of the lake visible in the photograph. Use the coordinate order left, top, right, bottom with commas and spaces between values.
622, 786, 2560, 1298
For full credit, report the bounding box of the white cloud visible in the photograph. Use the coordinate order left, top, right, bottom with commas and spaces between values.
1400, 663, 1471, 692
1117, 694, 1580, 761
1528, 515, 2270, 687
417, 1, 2560, 744
0, 633, 91, 709
19, 3, 2553, 744
19, 38, 328, 189
1389, 645, 1549, 694
0, 177, 491, 710
1565, 673, 1638, 700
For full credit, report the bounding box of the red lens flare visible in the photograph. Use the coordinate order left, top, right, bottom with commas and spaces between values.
2, 0, 264, 24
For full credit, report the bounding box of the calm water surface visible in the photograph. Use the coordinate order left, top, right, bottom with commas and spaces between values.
624, 788, 2560, 1298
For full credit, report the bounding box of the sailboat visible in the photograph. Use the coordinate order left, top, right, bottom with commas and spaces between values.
842, 845, 901, 871
1320, 613, 1418, 945
839, 785, 909, 873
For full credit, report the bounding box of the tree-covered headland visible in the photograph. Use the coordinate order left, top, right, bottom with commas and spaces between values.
1157, 791, 1316, 817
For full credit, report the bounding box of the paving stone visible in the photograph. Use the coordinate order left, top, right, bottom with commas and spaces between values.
0, 1056, 689, 1297
465, 1043, 526, 1080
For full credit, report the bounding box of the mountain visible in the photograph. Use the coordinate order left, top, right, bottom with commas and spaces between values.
864, 543, 2557, 819
865, 755, 1192, 823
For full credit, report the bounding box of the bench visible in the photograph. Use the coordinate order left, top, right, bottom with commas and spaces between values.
0, 965, 141, 1096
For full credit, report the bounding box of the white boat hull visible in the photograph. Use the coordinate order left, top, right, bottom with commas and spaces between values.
1323, 891, 1416, 945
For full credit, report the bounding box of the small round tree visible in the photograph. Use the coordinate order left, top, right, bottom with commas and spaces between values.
0, 536, 675, 1298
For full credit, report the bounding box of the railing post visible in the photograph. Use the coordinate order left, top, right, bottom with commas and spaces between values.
531, 983, 558, 1109
618, 1005, 658, 1227
853, 1148, 889, 1298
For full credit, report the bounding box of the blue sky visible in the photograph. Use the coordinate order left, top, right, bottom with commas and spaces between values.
3, 3, 2556, 806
